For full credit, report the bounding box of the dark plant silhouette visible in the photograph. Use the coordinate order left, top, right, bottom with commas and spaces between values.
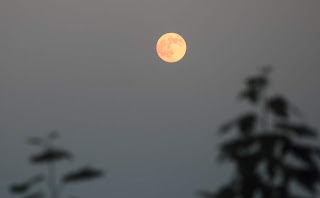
199, 66, 320, 198
9, 131, 104, 198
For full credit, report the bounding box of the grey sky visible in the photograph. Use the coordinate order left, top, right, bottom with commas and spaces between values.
1, 1, 320, 198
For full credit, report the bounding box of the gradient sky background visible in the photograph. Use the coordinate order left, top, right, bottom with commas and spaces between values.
1, 1, 320, 198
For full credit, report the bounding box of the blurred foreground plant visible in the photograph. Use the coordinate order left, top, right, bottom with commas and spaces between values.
9, 132, 104, 198
199, 66, 320, 198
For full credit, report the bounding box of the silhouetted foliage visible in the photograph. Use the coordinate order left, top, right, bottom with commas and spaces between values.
10, 183, 30, 194
10, 174, 44, 194
63, 167, 103, 183
9, 132, 105, 198
199, 66, 320, 198
30, 148, 72, 163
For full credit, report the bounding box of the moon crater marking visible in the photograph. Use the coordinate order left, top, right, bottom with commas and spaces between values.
156, 33, 187, 63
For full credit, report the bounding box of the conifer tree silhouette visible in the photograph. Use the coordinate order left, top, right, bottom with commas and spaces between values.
9, 131, 104, 198
199, 66, 320, 198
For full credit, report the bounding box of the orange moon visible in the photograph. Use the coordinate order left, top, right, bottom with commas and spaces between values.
156, 33, 187, 63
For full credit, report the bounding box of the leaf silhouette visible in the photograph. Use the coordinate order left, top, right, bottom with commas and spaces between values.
287, 144, 319, 168
63, 167, 104, 183
288, 167, 319, 193
238, 68, 270, 104
239, 87, 260, 103
266, 96, 289, 118
275, 123, 317, 137
219, 113, 257, 135
237, 113, 257, 135
30, 148, 71, 163
246, 75, 268, 90
221, 137, 256, 159
10, 183, 30, 194
9, 174, 44, 194
221, 133, 289, 159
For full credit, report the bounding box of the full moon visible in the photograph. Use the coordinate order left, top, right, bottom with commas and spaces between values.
156, 33, 187, 63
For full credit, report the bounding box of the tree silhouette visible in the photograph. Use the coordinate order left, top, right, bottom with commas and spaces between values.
9, 131, 104, 198
199, 66, 320, 198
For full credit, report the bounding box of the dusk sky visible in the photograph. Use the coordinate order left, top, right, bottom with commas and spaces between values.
1, 1, 320, 198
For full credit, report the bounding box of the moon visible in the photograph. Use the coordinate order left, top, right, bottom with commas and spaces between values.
156, 33, 187, 63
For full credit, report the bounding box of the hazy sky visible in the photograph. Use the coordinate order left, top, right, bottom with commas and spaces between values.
1, 1, 320, 198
